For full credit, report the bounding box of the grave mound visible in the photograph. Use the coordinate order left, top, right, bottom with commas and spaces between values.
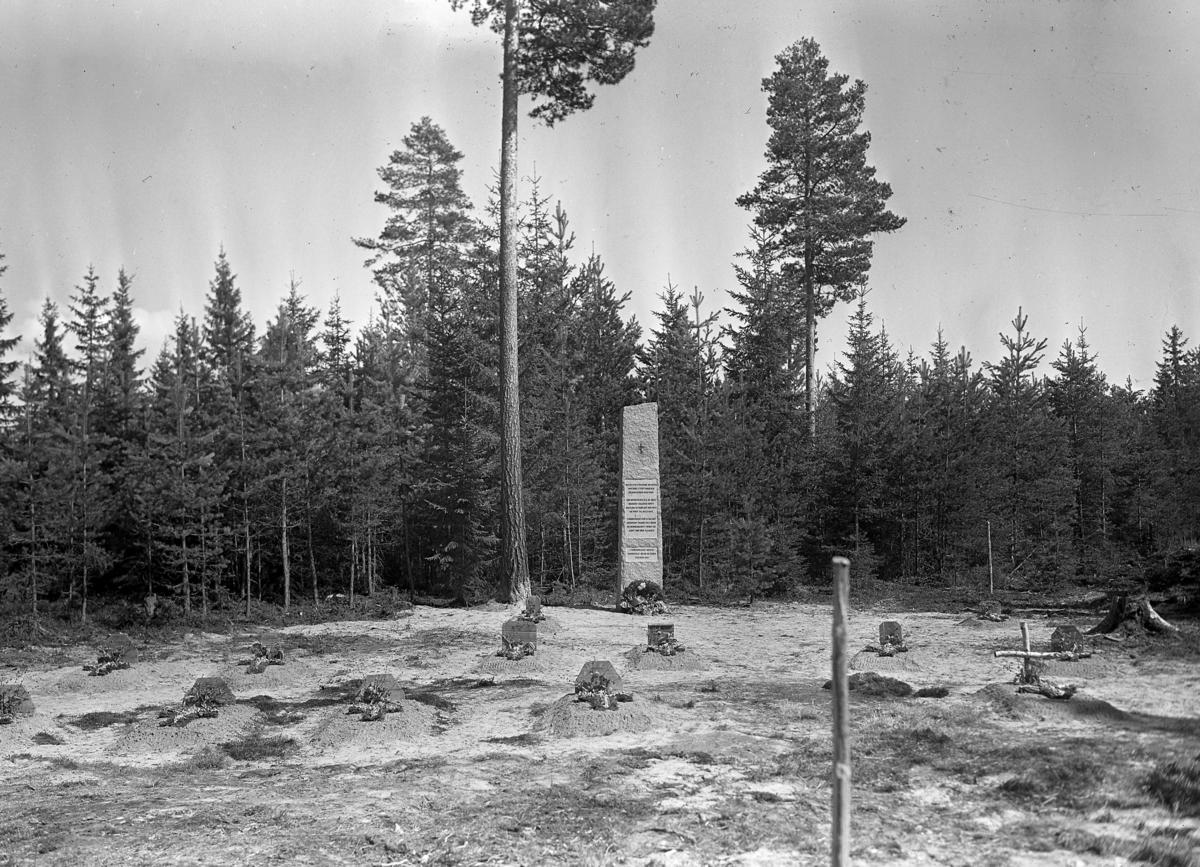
622, 645, 706, 671
972, 683, 1128, 723
50, 666, 148, 694
538, 693, 656, 738
823, 671, 914, 697
217, 656, 319, 693
308, 699, 437, 750
111, 704, 259, 757
475, 651, 552, 676
850, 649, 923, 672
1038, 657, 1116, 681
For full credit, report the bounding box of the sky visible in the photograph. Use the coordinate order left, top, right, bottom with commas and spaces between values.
1, 0, 1198, 388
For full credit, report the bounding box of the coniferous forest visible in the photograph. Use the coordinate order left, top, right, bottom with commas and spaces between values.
1, 73, 1198, 626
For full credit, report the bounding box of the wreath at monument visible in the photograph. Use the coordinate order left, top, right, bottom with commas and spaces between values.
619, 580, 668, 616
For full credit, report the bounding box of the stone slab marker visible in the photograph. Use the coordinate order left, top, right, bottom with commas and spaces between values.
879, 621, 903, 645
618, 402, 662, 594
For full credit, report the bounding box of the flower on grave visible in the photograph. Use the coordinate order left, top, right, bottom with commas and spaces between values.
498, 639, 536, 661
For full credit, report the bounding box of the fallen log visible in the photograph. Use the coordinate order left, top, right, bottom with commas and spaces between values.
994, 650, 1083, 660
1087, 594, 1178, 635
1017, 680, 1077, 700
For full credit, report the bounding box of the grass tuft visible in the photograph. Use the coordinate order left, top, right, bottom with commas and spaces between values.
1133, 834, 1199, 867
220, 731, 298, 762
483, 733, 540, 746
68, 710, 139, 731
32, 731, 65, 746
1146, 755, 1200, 817
186, 746, 228, 770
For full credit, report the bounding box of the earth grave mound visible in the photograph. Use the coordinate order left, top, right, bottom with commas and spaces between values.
158, 677, 235, 727
623, 623, 706, 671
538, 661, 658, 738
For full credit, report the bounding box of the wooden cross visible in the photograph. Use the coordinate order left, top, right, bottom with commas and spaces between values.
993, 621, 1076, 680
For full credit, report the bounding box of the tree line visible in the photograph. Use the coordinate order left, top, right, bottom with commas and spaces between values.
0, 37, 1197, 622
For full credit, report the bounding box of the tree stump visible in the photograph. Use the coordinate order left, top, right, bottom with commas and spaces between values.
1087, 595, 1178, 635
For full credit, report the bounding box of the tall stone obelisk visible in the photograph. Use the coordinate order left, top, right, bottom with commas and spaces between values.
618, 402, 662, 594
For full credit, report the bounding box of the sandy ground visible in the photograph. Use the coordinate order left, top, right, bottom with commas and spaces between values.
1, 601, 1198, 866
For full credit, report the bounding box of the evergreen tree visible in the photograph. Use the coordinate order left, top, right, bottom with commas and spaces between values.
1048, 327, 1116, 562
0, 252, 20, 424
97, 268, 146, 586
354, 116, 479, 342
983, 309, 1075, 584
450, 0, 656, 603
826, 293, 903, 581
1150, 327, 1200, 545
736, 37, 905, 438
200, 249, 259, 610
65, 266, 113, 620
0, 256, 19, 583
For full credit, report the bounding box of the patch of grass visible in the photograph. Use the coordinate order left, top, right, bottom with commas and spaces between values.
185, 746, 228, 770
483, 733, 541, 746
32, 731, 65, 745
992, 741, 1111, 809
67, 710, 139, 730
407, 691, 455, 712
1146, 755, 1200, 817
239, 697, 307, 726
379, 756, 450, 775
1133, 834, 1199, 867
219, 731, 298, 762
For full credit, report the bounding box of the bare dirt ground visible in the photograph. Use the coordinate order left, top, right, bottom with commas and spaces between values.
1, 601, 1198, 866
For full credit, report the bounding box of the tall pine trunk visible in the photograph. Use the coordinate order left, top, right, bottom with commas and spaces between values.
498, 0, 531, 603
282, 477, 291, 611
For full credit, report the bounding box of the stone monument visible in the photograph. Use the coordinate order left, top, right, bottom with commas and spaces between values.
618, 402, 662, 595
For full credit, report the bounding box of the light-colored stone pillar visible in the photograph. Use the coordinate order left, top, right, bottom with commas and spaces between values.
618, 402, 662, 594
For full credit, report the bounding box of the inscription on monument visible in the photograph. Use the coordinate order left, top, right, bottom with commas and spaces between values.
623, 480, 660, 539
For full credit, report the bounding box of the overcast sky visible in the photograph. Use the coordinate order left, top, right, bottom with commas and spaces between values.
1, 0, 1197, 387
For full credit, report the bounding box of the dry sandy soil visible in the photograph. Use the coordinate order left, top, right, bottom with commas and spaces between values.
1, 601, 1198, 866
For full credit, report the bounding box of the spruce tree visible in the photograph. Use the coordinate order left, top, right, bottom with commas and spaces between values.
983, 309, 1075, 584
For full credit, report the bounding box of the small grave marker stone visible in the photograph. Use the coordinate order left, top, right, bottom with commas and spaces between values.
0, 683, 34, 720
188, 677, 235, 706
357, 674, 405, 703
502, 618, 538, 649
574, 661, 631, 710
1050, 625, 1086, 654
879, 621, 903, 646
105, 633, 139, 665
521, 595, 543, 622
647, 623, 674, 645
575, 660, 623, 694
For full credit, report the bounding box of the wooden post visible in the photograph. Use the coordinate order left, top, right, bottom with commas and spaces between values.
987, 520, 994, 596
831, 556, 851, 867
1020, 620, 1031, 682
